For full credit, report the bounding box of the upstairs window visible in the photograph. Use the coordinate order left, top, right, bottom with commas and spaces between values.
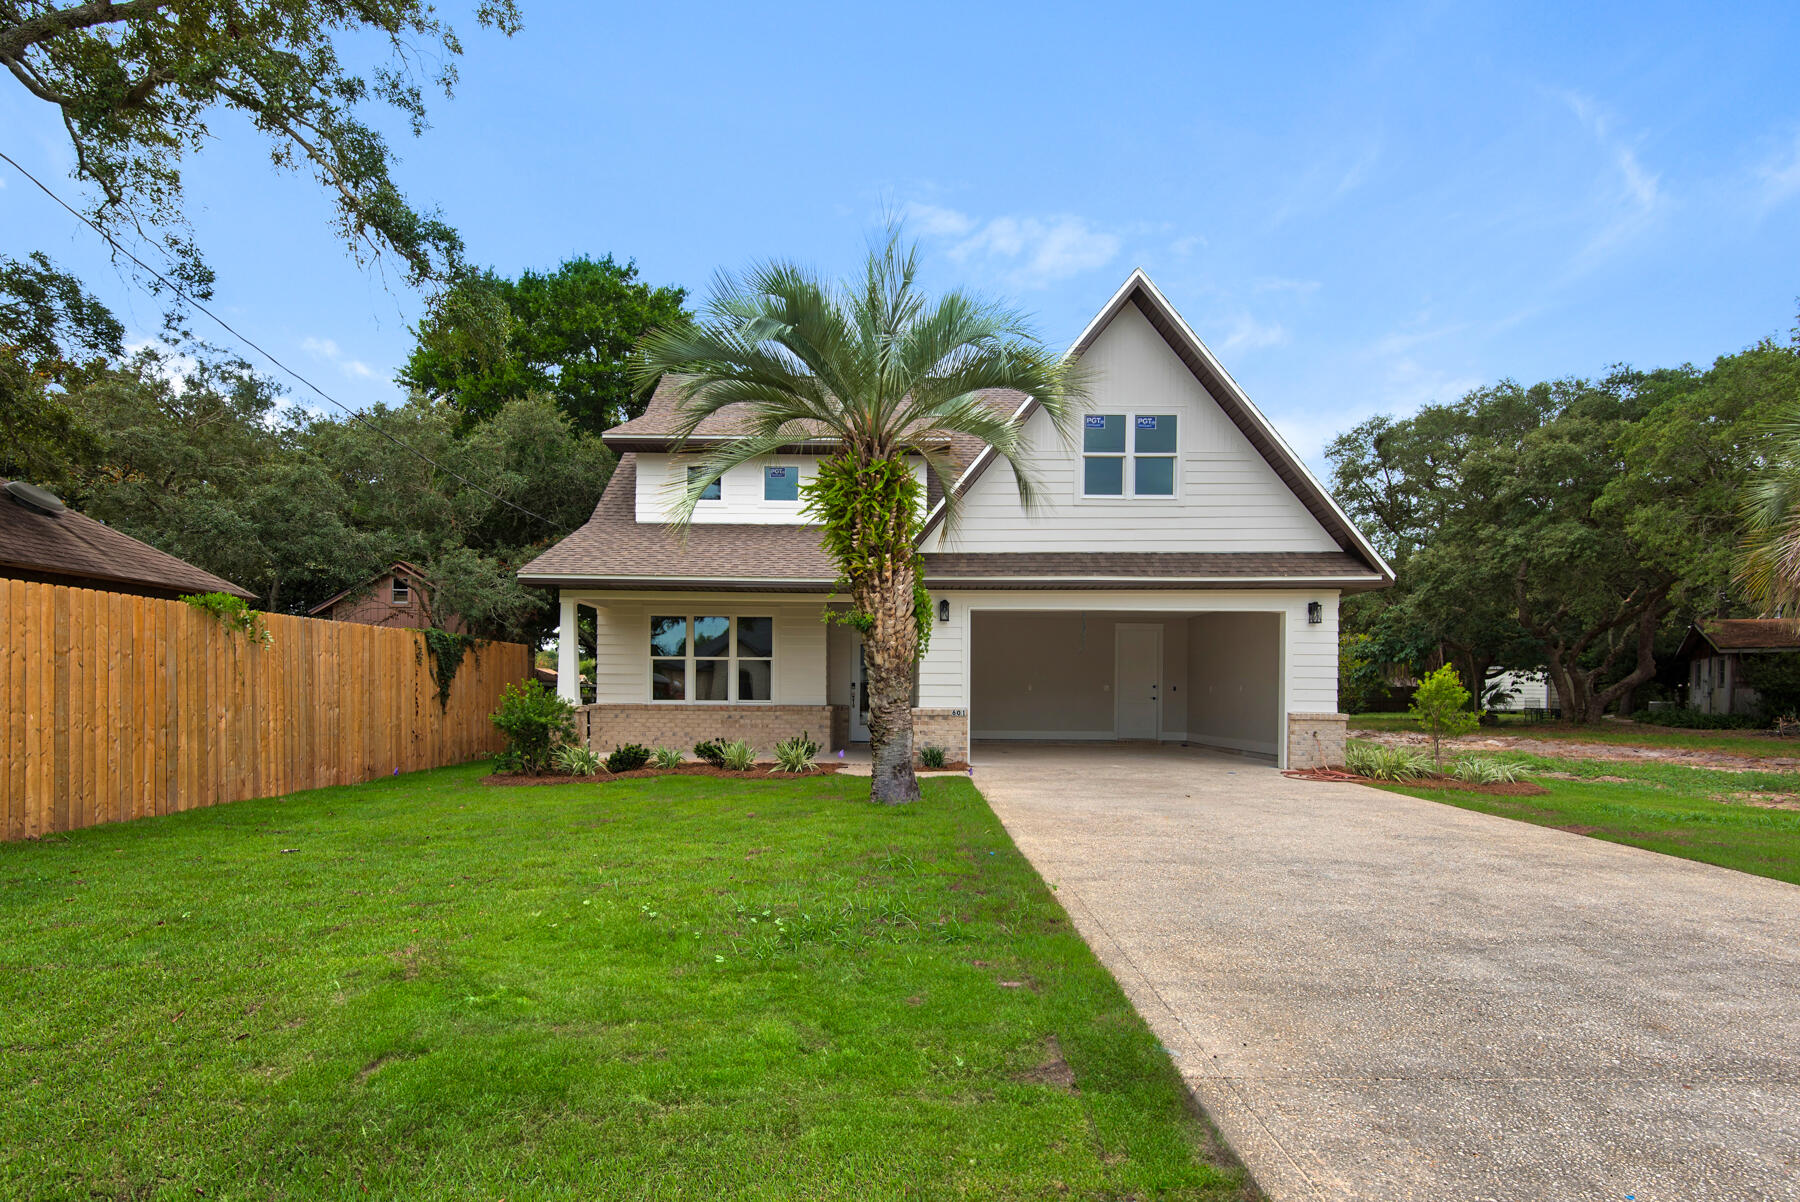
650, 615, 773, 702
764, 464, 799, 502
391, 578, 410, 605
687, 465, 722, 502
1083, 413, 1178, 497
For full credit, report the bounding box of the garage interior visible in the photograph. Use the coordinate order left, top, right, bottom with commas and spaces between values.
969, 610, 1282, 757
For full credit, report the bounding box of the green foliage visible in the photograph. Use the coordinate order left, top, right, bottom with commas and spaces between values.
179, 592, 271, 644
772, 733, 821, 774
403, 257, 689, 433
918, 745, 948, 769
1632, 707, 1767, 730
0, 1, 521, 293
420, 628, 481, 710
650, 746, 685, 769
489, 680, 576, 776
1343, 741, 1433, 781
551, 744, 604, 776
693, 739, 728, 768
806, 454, 933, 655
1446, 757, 1531, 784
1408, 665, 1483, 768
605, 744, 653, 773
1736, 652, 1800, 721
719, 739, 758, 771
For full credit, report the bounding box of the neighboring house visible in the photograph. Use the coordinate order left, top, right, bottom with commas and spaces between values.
0, 478, 254, 601
1677, 619, 1800, 715
519, 271, 1393, 768
1485, 669, 1556, 713
307, 562, 469, 633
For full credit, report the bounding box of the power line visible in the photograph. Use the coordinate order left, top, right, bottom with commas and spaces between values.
0, 148, 559, 528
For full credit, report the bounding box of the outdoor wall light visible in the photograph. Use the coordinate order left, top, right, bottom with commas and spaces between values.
937, 598, 950, 623
1307, 601, 1323, 625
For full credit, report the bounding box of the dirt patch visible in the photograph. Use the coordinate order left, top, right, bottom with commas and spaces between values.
485, 763, 845, 785
1018, 1034, 1079, 1094
1722, 791, 1800, 810
1348, 727, 1800, 774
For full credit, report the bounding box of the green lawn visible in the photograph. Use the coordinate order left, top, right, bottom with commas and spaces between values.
1382, 751, 1800, 885
0, 764, 1249, 1201
1347, 711, 1799, 757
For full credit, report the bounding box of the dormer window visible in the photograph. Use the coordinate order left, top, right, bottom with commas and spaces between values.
688, 465, 722, 502
1083, 413, 1178, 497
391, 578, 410, 605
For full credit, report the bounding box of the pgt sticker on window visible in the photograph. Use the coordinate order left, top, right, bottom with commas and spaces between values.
767, 467, 788, 478
1136, 416, 1159, 429
1085, 415, 1108, 428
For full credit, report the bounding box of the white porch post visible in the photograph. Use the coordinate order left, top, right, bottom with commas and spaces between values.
556, 594, 581, 705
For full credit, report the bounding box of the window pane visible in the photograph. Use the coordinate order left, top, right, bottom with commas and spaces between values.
650, 616, 687, 657
763, 465, 798, 502
688, 465, 721, 501
737, 616, 773, 658
1135, 456, 1175, 496
738, 659, 772, 701
1134, 414, 1178, 454
1082, 414, 1125, 453
694, 659, 728, 700
694, 616, 730, 657
1084, 455, 1124, 495
651, 659, 686, 700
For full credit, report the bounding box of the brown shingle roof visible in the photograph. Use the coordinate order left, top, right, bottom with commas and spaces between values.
1690, 619, 1800, 653
0, 480, 255, 600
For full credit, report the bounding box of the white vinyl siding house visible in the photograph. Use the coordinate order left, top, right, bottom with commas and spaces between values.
521, 270, 1391, 768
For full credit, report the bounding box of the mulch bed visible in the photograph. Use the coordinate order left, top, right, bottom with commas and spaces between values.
1284, 767, 1547, 797
485, 763, 846, 786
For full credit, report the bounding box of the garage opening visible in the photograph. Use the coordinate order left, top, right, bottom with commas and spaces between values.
969, 610, 1281, 756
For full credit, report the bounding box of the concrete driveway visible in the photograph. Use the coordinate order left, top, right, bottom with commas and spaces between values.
972, 742, 1800, 1202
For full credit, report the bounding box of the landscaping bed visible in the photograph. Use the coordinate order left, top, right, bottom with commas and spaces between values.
0, 762, 1248, 1199
485, 761, 848, 784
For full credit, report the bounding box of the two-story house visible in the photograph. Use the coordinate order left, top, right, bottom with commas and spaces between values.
519, 271, 1392, 768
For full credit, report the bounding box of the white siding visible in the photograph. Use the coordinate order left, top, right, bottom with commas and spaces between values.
635, 453, 929, 526
922, 302, 1340, 554
563, 590, 829, 705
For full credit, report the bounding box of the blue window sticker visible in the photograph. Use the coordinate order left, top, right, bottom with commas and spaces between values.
1136, 415, 1158, 429
1084, 414, 1107, 428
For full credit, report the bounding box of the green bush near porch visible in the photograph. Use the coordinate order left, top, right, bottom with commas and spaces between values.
0, 764, 1247, 1199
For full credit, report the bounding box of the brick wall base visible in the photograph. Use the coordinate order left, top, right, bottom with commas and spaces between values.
911, 707, 970, 764
578, 704, 833, 758
1286, 712, 1348, 769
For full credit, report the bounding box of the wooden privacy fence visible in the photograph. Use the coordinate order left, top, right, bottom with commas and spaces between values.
2, 580, 533, 841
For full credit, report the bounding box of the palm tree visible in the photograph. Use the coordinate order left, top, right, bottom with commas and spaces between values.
633, 233, 1084, 802
1739, 403, 1800, 617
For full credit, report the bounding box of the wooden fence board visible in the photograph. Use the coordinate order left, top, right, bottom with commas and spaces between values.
0, 583, 529, 839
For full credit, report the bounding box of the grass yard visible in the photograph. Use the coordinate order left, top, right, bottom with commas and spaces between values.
0, 764, 1249, 1202
1382, 752, 1800, 885
1347, 711, 1799, 758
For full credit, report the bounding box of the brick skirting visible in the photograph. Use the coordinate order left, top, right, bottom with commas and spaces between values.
577, 704, 834, 756
1286, 712, 1348, 769
911, 708, 970, 764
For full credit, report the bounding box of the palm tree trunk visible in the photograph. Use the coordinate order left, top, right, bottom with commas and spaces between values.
861, 553, 921, 804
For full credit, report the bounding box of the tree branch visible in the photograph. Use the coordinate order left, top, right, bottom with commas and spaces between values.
0, 1, 179, 60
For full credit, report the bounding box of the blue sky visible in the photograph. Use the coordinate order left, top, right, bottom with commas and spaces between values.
4, 1, 1798, 472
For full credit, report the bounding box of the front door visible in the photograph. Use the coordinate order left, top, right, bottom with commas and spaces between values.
849, 636, 870, 741
1115, 624, 1161, 739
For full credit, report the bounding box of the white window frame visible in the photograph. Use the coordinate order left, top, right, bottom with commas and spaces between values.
687, 464, 723, 504
762, 460, 801, 504
1080, 411, 1180, 500
391, 578, 410, 605
647, 614, 775, 704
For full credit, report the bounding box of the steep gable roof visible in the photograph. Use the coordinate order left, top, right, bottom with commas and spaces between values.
1678, 618, 1800, 658
916, 270, 1393, 583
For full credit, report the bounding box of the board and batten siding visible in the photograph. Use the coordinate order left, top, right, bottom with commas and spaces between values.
571, 593, 828, 705
633, 454, 929, 526
920, 301, 1340, 555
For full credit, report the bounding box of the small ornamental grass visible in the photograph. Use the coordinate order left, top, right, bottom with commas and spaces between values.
719, 739, 758, 771
551, 744, 604, 776
1344, 740, 1433, 782
918, 745, 948, 769
1447, 757, 1532, 785
651, 746, 685, 769
772, 733, 821, 774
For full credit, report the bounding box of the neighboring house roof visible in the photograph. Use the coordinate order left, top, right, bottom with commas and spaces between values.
307, 560, 435, 616
0, 478, 255, 600
1678, 619, 1800, 659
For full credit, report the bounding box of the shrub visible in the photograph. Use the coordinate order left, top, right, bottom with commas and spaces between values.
772, 732, 820, 773
1407, 664, 1483, 770
605, 743, 652, 773
552, 744, 604, 776
651, 746, 685, 769
719, 739, 757, 771
918, 744, 947, 769
489, 680, 576, 775
693, 738, 728, 768
1631, 707, 1766, 731
1343, 740, 1432, 781
1447, 757, 1530, 784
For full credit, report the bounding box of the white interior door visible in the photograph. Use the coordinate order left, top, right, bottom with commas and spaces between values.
1115, 624, 1162, 739
849, 635, 870, 741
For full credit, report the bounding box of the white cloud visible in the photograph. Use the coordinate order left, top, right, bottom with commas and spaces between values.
1217, 313, 1289, 354
1251, 275, 1322, 297
1559, 90, 1664, 258
302, 335, 376, 380
123, 337, 196, 393
904, 202, 1123, 289
1170, 233, 1206, 257
1756, 130, 1800, 210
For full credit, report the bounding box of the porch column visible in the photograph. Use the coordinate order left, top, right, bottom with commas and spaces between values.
556, 594, 581, 705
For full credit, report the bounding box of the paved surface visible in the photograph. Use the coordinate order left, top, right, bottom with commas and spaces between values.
971, 742, 1800, 1202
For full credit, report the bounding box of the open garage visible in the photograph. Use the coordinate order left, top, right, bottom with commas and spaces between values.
968, 609, 1283, 757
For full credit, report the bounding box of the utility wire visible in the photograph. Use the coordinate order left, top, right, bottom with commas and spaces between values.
0, 148, 559, 528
